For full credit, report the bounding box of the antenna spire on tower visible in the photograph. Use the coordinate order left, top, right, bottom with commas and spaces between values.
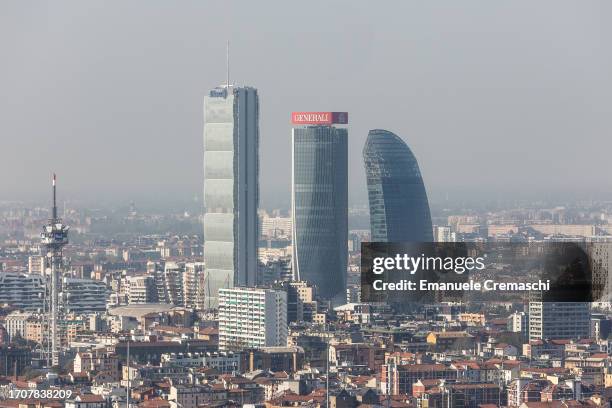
41, 171, 68, 368
226, 40, 230, 90
52, 173, 57, 220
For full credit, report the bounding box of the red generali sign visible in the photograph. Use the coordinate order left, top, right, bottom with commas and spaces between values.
291, 112, 349, 125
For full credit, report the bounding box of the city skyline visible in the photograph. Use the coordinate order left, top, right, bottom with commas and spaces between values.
1, 3, 612, 407
2, 1, 612, 208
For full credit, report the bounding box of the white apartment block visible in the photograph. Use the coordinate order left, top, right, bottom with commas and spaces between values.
5, 311, 34, 340
261, 216, 292, 238
126, 275, 157, 304
184, 262, 205, 309
218, 287, 287, 351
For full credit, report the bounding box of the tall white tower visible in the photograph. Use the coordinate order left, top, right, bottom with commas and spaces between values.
203, 85, 259, 307
40, 174, 69, 367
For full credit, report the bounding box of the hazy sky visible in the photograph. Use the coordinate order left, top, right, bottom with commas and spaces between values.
1, 1, 611, 209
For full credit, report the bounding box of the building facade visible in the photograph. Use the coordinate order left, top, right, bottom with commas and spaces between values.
528, 302, 591, 340
184, 262, 205, 310
160, 351, 240, 373
0, 273, 45, 311
4, 311, 34, 341
291, 119, 348, 301
203, 86, 259, 307
363, 129, 433, 242
62, 278, 108, 314
381, 363, 458, 396
218, 287, 287, 351
126, 275, 158, 304
260, 216, 292, 238
274, 280, 317, 323
159, 261, 185, 306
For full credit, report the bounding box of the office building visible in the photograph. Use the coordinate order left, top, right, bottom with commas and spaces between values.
528, 302, 591, 341
0, 273, 45, 311
363, 129, 433, 242
62, 278, 108, 315
218, 287, 287, 351
126, 275, 158, 304
291, 112, 348, 301
203, 85, 259, 306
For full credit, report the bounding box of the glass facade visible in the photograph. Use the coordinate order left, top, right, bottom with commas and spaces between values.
528, 302, 590, 340
363, 129, 433, 242
203, 86, 259, 307
292, 125, 348, 301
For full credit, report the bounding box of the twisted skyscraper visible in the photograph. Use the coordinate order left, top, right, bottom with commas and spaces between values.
291, 112, 348, 302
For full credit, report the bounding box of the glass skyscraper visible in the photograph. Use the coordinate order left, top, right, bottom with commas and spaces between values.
292, 125, 348, 301
203, 85, 259, 307
363, 129, 433, 242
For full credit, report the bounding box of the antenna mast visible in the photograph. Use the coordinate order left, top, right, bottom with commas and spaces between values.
41, 173, 69, 368
52, 173, 57, 220
226, 40, 230, 90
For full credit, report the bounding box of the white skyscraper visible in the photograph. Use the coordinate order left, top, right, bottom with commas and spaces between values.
203, 85, 259, 307
218, 287, 287, 351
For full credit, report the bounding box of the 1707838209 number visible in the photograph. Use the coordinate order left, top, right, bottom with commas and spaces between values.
8, 389, 73, 399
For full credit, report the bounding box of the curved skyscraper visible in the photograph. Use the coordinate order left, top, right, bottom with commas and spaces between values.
363, 129, 433, 242
291, 112, 348, 301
